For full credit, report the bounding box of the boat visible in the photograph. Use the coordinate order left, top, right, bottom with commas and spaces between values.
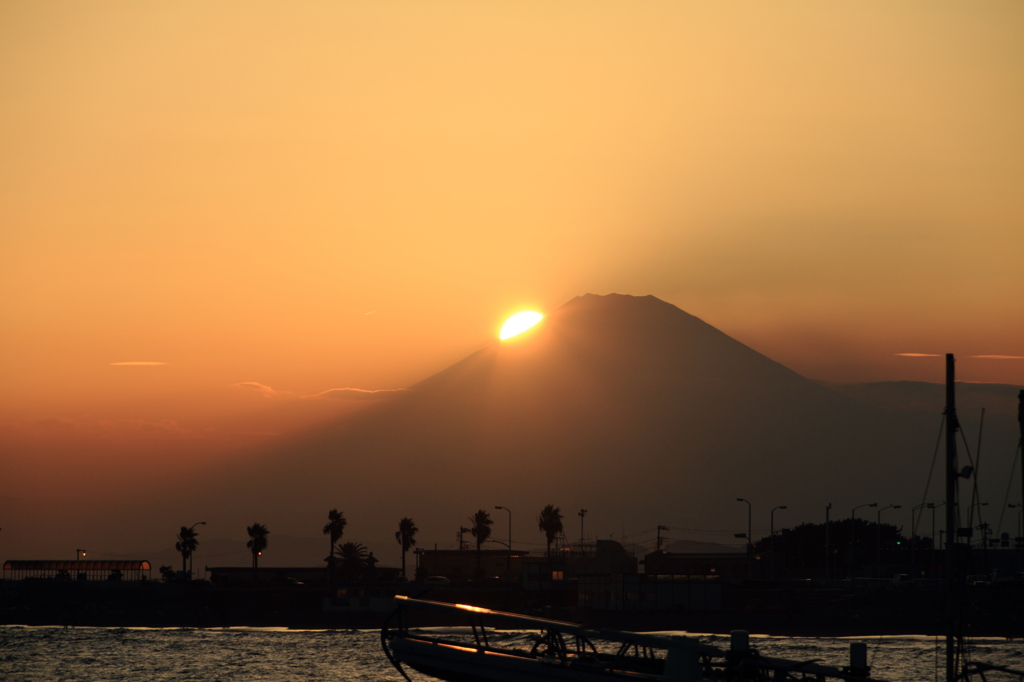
381, 595, 884, 681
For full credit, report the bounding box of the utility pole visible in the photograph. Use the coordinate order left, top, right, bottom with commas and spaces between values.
578, 510, 588, 552
656, 525, 669, 552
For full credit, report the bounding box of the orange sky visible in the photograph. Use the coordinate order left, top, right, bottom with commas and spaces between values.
2, 1, 1023, 465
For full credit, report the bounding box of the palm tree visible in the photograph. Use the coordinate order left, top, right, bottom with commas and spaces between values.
395, 517, 418, 579
246, 523, 270, 574
469, 510, 493, 577
174, 526, 199, 575
323, 509, 347, 559
537, 504, 563, 558
338, 541, 368, 582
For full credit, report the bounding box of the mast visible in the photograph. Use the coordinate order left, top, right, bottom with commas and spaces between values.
945, 354, 958, 682
1019, 390, 1023, 542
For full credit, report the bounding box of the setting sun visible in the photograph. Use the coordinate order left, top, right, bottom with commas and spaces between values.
499, 311, 544, 340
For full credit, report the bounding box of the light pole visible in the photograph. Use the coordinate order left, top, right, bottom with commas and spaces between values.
1010, 504, 1023, 545
76, 549, 87, 560
929, 502, 945, 564
737, 498, 752, 579
876, 505, 900, 576
771, 506, 786, 580
825, 503, 832, 580
578, 510, 588, 551
188, 521, 206, 579
495, 506, 512, 581
850, 503, 877, 577
912, 504, 929, 576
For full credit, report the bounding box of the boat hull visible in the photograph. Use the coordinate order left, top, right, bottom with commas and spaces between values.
389, 636, 674, 682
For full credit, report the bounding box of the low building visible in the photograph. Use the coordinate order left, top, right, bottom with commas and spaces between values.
3, 560, 152, 581
417, 549, 528, 582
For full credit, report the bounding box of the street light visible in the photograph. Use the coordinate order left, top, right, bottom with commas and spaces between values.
578, 510, 588, 550
495, 506, 512, 581
76, 549, 87, 560
929, 502, 945, 562
876, 505, 901, 574
850, 503, 877, 577
912, 503, 929, 575
188, 521, 206, 578
825, 503, 832, 580
771, 506, 787, 580
737, 498, 752, 580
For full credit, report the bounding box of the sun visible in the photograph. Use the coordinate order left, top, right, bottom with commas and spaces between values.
500, 311, 544, 340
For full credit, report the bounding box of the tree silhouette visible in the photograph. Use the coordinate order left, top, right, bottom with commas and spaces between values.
246, 523, 270, 574
175, 525, 199, 575
469, 510, 493, 577
395, 517, 418, 579
537, 504, 563, 558
323, 509, 347, 560
338, 541, 368, 582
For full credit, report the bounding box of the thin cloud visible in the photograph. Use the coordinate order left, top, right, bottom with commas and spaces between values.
234, 381, 288, 398
110, 361, 168, 366
968, 355, 1024, 360
311, 387, 409, 401
895, 353, 941, 357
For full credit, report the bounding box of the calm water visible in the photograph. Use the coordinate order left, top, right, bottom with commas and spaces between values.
1, 625, 1023, 682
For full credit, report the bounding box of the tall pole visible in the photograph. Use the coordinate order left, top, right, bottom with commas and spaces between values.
771, 506, 786, 580
188, 521, 206, 579
495, 506, 512, 581
578, 509, 588, 551
930, 502, 944, 566
945, 353, 959, 682
851, 503, 877, 577
657, 525, 669, 552
737, 498, 752, 579
825, 503, 832, 580
912, 504, 927, 577
876, 505, 900, 576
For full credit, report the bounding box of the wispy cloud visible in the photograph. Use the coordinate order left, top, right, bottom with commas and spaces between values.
895, 353, 941, 357
968, 355, 1024, 360
311, 387, 408, 401
233, 382, 407, 401
110, 361, 168, 366
234, 381, 289, 398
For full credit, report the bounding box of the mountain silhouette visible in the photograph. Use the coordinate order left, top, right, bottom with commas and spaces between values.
192, 293, 949, 559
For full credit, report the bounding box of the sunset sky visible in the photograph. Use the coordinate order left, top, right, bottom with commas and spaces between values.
2, 2, 1023, 546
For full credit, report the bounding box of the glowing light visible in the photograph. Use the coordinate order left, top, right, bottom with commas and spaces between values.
499, 311, 543, 340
